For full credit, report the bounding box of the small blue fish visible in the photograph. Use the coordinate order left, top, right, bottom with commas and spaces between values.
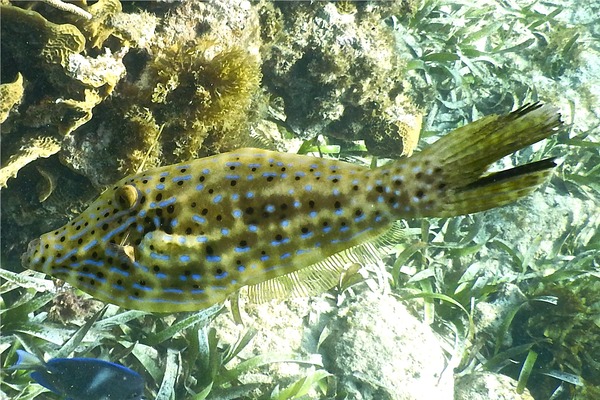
11, 350, 144, 400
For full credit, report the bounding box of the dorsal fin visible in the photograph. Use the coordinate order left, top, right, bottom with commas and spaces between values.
241, 221, 410, 304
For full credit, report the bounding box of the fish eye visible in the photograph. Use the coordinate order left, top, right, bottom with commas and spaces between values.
115, 185, 140, 210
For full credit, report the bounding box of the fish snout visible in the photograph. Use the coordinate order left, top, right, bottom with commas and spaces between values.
21, 238, 41, 269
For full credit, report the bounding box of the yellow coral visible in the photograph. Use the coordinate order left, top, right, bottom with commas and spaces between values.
0, 135, 61, 188
0, 73, 24, 123
55, 89, 102, 135
81, 0, 122, 49
0, 5, 85, 67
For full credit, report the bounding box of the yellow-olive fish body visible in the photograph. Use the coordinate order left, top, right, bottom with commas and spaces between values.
22, 104, 562, 312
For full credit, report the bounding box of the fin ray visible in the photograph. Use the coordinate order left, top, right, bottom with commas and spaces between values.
243, 222, 409, 303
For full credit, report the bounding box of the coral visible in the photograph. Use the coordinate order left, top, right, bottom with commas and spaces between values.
259, 2, 422, 157
0, 4, 85, 68
65, 50, 127, 92
80, 0, 122, 49
54, 0, 263, 183
0, 135, 60, 188
109, 10, 158, 48
0, 72, 24, 123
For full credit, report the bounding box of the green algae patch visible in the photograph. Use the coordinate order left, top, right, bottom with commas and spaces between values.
122, 39, 262, 167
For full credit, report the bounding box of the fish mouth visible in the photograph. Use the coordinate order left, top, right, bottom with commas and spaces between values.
21, 238, 40, 269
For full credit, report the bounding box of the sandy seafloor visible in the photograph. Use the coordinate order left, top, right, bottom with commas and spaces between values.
0, 1, 599, 399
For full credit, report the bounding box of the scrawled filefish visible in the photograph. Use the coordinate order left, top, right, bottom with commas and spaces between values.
22, 104, 561, 312
11, 350, 144, 400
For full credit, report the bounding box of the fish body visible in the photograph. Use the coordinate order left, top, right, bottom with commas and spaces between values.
11, 350, 144, 400
21, 104, 562, 312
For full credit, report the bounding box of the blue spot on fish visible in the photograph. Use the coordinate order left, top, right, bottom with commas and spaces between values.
215, 271, 228, 280
132, 283, 152, 292
172, 175, 192, 182
82, 239, 98, 252
151, 252, 170, 261
158, 198, 176, 208
193, 215, 206, 224
301, 231, 313, 239
110, 267, 129, 277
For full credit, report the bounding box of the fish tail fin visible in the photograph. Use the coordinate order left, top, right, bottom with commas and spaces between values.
403, 103, 561, 217
433, 157, 557, 216
8, 350, 44, 371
